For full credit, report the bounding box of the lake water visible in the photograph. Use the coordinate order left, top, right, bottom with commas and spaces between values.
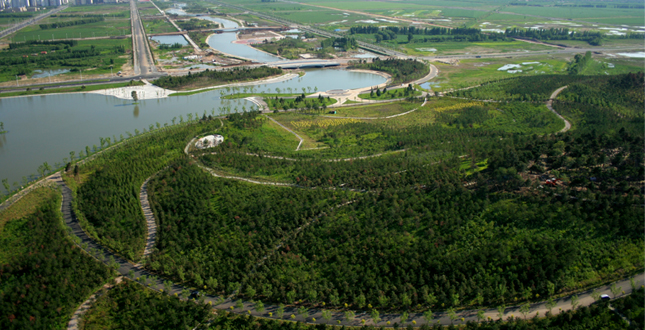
32, 69, 71, 79
150, 35, 188, 46
0, 15, 386, 193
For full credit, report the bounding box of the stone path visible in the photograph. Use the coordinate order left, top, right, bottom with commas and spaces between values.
139, 178, 157, 259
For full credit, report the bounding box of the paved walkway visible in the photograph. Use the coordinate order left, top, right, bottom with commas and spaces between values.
546, 86, 572, 133
139, 178, 157, 259
52, 164, 644, 328
67, 277, 123, 330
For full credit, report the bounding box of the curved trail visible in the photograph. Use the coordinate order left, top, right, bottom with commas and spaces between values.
55, 162, 643, 328
546, 86, 572, 133
264, 115, 304, 151
67, 277, 123, 330
139, 178, 157, 259
320, 97, 427, 120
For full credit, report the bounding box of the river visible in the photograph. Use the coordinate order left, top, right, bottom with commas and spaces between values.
0, 15, 385, 193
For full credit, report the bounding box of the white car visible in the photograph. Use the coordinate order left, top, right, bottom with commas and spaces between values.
600, 294, 610, 300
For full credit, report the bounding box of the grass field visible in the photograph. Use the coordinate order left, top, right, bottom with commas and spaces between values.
0, 80, 144, 98
502, 5, 644, 22
142, 18, 177, 34
358, 89, 422, 100
10, 19, 131, 41
0, 186, 57, 232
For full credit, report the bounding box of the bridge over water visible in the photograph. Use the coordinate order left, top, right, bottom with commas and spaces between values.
265, 59, 340, 69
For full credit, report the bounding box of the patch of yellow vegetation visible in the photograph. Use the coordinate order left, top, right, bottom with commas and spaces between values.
291, 118, 362, 129
432, 102, 484, 112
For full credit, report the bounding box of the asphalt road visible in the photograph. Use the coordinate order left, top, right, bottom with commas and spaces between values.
130, 0, 157, 75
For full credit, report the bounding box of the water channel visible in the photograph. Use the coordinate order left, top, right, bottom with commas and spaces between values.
0, 16, 386, 193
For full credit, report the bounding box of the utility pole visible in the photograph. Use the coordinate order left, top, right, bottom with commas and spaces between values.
16, 75, 19, 87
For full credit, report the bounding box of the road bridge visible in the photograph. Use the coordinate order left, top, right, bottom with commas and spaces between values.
266, 59, 340, 69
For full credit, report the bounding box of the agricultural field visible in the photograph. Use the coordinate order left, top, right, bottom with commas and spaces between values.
0, 38, 132, 83
137, 1, 162, 17
0, 10, 50, 28
9, 18, 131, 41
423, 53, 644, 92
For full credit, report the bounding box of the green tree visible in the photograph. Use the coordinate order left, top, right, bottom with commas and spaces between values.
519, 302, 530, 319
611, 283, 622, 298
255, 300, 265, 313
322, 310, 332, 321
423, 310, 433, 324
371, 309, 380, 323
570, 294, 579, 310
497, 305, 505, 320
344, 310, 355, 321
277, 304, 285, 319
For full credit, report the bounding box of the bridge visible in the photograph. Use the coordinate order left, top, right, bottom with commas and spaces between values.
266, 59, 340, 69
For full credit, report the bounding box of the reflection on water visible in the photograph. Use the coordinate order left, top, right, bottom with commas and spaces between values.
150, 35, 188, 46
133, 105, 140, 118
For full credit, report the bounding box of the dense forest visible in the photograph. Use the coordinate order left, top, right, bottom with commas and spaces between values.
75, 120, 224, 260
349, 58, 429, 85
80, 280, 211, 329
147, 159, 351, 295
0, 195, 112, 329
154, 67, 283, 90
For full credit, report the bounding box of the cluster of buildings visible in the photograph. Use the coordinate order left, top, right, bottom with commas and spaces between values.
1, 0, 121, 12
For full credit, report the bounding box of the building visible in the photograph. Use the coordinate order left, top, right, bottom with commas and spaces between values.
195, 135, 224, 149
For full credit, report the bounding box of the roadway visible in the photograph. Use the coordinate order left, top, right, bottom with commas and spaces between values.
130, 0, 157, 75
0, 6, 68, 40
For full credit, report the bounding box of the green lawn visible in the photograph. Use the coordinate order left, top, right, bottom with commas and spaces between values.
358, 88, 421, 100
10, 19, 131, 40
142, 18, 178, 34
0, 80, 144, 98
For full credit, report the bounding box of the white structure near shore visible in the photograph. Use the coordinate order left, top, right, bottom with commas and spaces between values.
196, 135, 224, 149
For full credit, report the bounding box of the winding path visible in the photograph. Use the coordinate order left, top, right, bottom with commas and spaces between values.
264, 115, 304, 151
140, 178, 157, 259
546, 86, 572, 133
53, 161, 643, 328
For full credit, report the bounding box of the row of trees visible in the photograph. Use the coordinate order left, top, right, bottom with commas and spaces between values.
39, 17, 104, 30
154, 67, 282, 90
349, 58, 428, 85
266, 94, 333, 112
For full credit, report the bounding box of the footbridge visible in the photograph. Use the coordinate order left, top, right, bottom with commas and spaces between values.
266, 59, 340, 69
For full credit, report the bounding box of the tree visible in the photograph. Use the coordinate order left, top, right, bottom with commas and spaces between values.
545, 298, 556, 313
408, 33, 414, 43
245, 286, 256, 299
277, 304, 285, 319
591, 290, 601, 301
371, 309, 381, 323
298, 306, 309, 318
255, 300, 265, 313
611, 283, 622, 298
344, 310, 355, 321
476, 309, 485, 322
69, 151, 75, 162
131, 91, 138, 101
2, 178, 9, 192
356, 293, 366, 308
322, 310, 332, 321
235, 299, 244, 309
497, 305, 505, 320
447, 308, 457, 324
74, 165, 79, 177
423, 310, 433, 324
519, 302, 530, 319
570, 294, 579, 310
400, 311, 409, 323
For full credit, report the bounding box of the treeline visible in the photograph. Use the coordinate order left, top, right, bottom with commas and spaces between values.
158, 42, 183, 50
320, 37, 358, 51
267, 94, 333, 111
567, 51, 592, 75
8, 39, 78, 49
449, 74, 596, 102
80, 280, 211, 329
0, 196, 111, 329
350, 26, 508, 43
39, 17, 104, 30
349, 58, 428, 85
154, 67, 282, 90
506, 28, 604, 46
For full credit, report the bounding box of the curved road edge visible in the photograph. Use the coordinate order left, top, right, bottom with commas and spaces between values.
53, 165, 644, 327
546, 85, 572, 133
